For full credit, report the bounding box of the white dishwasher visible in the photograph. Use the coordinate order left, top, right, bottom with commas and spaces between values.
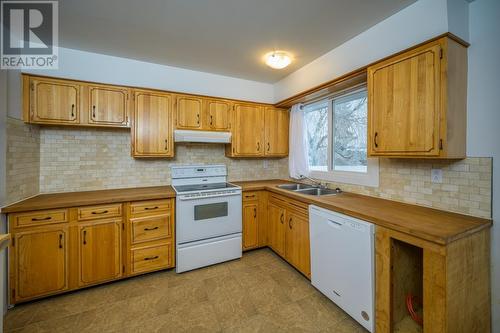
309, 205, 375, 332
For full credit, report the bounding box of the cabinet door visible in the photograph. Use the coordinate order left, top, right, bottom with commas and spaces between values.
267, 202, 286, 256
30, 78, 79, 124
206, 99, 231, 131
89, 86, 129, 126
78, 219, 122, 286
14, 227, 68, 301
233, 104, 264, 156
176, 95, 203, 129
243, 201, 259, 250
368, 44, 441, 156
285, 211, 311, 277
133, 91, 173, 157
265, 107, 289, 156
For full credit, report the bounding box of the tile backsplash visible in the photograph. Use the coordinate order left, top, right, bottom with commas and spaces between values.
322, 158, 492, 219
5, 121, 492, 219
6, 118, 39, 204
39, 126, 289, 193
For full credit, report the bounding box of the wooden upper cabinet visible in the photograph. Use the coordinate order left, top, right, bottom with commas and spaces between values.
29, 77, 80, 124
265, 107, 289, 156
368, 36, 467, 158
78, 219, 122, 286
132, 91, 174, 158
175, 95, 203, 129
88, 85, 129, 127
206, 99, 231, 131
13, 227, 68, 302
230, 103, 264, 156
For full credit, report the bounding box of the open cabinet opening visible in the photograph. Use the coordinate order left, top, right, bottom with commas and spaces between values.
391, 239, 424, 333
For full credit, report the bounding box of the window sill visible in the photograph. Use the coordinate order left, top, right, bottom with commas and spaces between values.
308, 158, 379, 188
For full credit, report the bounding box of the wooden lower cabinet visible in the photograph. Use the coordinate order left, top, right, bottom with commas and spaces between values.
267, 201, 286, 256
11, 226, 69, 302
126, 199, 175, 276
376, 226, 491, 333
8, 198, 175, 304
285, 210, 311, 277
242, 191, 267, 251
78, 219, 122, 286
266, 194, 310, 277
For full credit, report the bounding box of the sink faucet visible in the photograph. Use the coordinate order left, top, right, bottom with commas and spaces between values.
299, 175, 327, 189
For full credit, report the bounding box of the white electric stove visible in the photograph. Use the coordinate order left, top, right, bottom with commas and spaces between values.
171, 165, 242, 273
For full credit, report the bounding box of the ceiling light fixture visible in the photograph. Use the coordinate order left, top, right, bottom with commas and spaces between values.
264, 51, 292, 69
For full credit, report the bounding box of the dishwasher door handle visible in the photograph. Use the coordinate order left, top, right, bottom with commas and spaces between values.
327, 219, 343, 228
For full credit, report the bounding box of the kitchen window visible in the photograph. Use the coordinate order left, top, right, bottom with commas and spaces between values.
304, 88, 379, 187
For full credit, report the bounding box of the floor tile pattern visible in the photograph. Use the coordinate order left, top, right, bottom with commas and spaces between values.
5, 248, 368, 333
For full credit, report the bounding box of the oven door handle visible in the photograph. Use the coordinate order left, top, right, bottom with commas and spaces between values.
177, 192, 242, 201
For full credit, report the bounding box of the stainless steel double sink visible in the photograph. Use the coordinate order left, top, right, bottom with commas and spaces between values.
276, 183, 341, 196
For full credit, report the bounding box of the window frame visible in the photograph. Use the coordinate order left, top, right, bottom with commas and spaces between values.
305, 87, 379, 187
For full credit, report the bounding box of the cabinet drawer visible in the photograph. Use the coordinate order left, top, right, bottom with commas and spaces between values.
130, 200, 171, 216
12, 209, 69, 228
131, 242, 172, 274
131, 213, 172, 244
243, 191, 260, 202
77, 204, 122, 221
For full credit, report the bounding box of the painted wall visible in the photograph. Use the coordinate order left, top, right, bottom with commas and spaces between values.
467, 0, 500, 329
274, 0, 453, 102
22, 47, 274, 104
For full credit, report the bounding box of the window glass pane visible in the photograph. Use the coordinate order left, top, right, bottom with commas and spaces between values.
305, 103, 328, 171
333, 90, 367, 173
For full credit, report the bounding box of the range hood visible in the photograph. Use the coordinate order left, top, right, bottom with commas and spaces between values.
174, 130, 231, 143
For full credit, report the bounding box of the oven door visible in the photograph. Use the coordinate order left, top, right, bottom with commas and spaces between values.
176, 192, 242, 244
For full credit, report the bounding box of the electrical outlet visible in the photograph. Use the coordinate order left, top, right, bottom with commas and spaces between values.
263, 160, 269, 169
431, 168, 443, 183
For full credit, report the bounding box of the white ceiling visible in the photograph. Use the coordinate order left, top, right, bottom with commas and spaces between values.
59, 0, 417, 83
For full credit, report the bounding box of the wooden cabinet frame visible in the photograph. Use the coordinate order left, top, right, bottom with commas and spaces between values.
368, 36, 467, 158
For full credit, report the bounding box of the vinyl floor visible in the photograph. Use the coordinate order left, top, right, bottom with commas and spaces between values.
5, 248, 368, 333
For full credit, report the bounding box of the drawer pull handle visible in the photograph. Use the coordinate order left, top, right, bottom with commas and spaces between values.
245, 195, 255, 199
144, 256, 159, 261
144, 226, 159, 231
144, 206, 159, 211
59, 234, 63, 249
91, 210, 109, 215
31, 216, 52, 221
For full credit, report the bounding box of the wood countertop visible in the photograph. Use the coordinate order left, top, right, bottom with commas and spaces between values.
2, 180, 491, 245
233, 179, 492, 245
1, 186, 176, 213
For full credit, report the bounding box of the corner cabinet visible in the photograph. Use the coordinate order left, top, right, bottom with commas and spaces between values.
226, 105, 289, 158
367, 36, 467, 158
131, 90, 174, 158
